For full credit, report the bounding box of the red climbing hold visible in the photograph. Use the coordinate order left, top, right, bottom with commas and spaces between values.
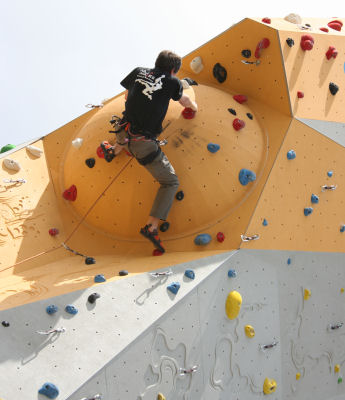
300, 35, 314, 51
49, 228, 59, 236
97, 145, 105, 159
233, 118, 245, 131
326, 46, 338, 60
153, 249, 164, 256
255, 38, 270, 58
63, 185, 77, 201
182, 107, 196, 119
217, 232, 225, 243
297, 91, 304, 98
327, 20, 343, 31
233, 94, 248, 104
262, 17, 271, 24
320, 27, 329, 32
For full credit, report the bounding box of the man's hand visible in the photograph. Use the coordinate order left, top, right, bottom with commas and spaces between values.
179, 94, 198, 112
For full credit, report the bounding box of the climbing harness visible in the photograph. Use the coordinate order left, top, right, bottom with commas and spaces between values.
260, 340, 278, 352
85, 103, 104, 109
241, 60, 261, 66
180, 365, 198, 375
150, 269, 172, 278
241, 234, 260, 242
321, 184, 337, 191
36, 327, 66, 335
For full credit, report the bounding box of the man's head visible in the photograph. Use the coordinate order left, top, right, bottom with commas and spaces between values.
155, 50, 182, 75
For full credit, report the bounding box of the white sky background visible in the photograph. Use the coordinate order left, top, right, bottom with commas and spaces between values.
1, 0, 344, 146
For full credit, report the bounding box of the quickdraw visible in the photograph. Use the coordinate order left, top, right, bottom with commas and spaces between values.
36, 327, 66, 335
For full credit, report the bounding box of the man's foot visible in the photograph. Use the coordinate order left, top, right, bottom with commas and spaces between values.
140, 224, 165, 253
100, 141, 115, 162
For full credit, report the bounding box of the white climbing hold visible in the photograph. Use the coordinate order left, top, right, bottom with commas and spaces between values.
3, 158, 21, 172
26, 145, 43, 157
284, 13, 302, 24
72, 138, 83, 149
181, 79, 190, 90
190, 56, 204, 74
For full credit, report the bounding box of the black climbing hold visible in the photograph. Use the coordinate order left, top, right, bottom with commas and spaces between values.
85, 257, 96, 265
176, 191, 184, 201
119, 270, 128, 276
2, 321, 10, 327
305, 23, 311, 27
228, 108, 237, 116
286, 38, 295, 47
85, 158, 95, 168
88, 293, 100, 304
241, 49, 251, 58
213, 63, 227, 84
246, 113, 253, 120
183, 77, 198, 86
160, 222, 170, 232
329, 82, 339, 95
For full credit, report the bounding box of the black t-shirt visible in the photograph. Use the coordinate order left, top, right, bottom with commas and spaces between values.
120, 67, 183, 136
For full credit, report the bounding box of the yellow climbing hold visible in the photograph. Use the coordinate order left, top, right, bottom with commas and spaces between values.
157, 394, 166, 400
244, 324, 255, 338
341, 288, 344, 293
296, 372, 301, 380
304, 289, 311, 300
335, 364, 340, 373
263, 377, 277, 394
225, 290, 242, 319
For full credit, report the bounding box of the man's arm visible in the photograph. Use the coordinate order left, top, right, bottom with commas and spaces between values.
178, 94, 198, 112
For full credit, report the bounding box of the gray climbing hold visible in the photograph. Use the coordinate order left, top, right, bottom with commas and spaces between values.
65, 305, 78, 315
228, 269, 237, 278
184, 269, 195, 280
340, 225, 345, 233
194, 233, 212, 246
304, 207, 313, 216
239, 169, 256, 185
207, 143, 220, 153
311, 194, 319, 204
119, 270, 128, 276
287, 258, 292, 265
262, 219, 268, 226
327, 171, 333, 177
94, 274, 106, 283
46, 305, 58, 315
38, 382, 59, 399
167, 282, 180, 295
287, 150, 296, 160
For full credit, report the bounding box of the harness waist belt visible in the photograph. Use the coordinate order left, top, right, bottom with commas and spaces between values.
137, 147, 161, 166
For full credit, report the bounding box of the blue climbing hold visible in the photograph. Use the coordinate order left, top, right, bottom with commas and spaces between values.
184, 269, 195, 280
304, 207, 313, 216
287, 258, 292, 265
167, 282, 180, 295
311, 194, 319, 204
327, 171, 333, 177
287, 150, 296, 160
340, 225, 345, 233
194, 233, 212, 245
65, 305, 78, 315
239, 169, 256, 186
46, 305, 58, 315
94, 274, 106, 283
262, 218, 268, 226
207, 143, 220, 153
38, 383, 59, 399
228, 269, 237, 278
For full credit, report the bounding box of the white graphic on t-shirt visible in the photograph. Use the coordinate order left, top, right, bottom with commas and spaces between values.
135, 74, 165, 100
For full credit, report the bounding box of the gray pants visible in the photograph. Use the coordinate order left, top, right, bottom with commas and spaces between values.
116, 130, 179, 220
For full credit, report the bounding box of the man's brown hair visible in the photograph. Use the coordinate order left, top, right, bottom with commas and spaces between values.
155, 50, 182, 74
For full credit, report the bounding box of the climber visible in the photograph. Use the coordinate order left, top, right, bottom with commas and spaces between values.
106, 50, 197, 253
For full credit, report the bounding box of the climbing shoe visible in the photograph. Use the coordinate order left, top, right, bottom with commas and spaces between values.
140, 224, 165, 253
100, 141, 115, 162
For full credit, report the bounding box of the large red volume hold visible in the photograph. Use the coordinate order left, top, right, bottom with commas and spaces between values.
328, 20, 343, 31
63, 185, 77, 201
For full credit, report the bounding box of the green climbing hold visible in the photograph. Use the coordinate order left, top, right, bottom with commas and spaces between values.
338, 377, 343, 384
0, 144, 16, 153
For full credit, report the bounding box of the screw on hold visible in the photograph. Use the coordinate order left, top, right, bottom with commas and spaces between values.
286, 38, 295, 47
328, 20, 343, 31
233, 118, 245, 131
300, 35, 314, 51
94, 274, 106, 283
228, 269, 237, 278
246, 113, 253, 120
36, 327, 66, 335
321, 184, 337, 191
326, 46, 338, 60
194, 233, 212, 245
207, 143, 220, 153
62, 184, 77, 201
38, 383, 59, 399
85, 257, 96, 265
327, 171, 333, 177
262, 219, 268, 226
184, 269, 195, 280
88, 293, 101, 304
175, 191, 184, 201
241, 49, 251, 58
213, 63, 227, 83
216, 232, 225, 242
65, 305, 78, 315
320, 27, 329, 32
2, 321, 10, 327
85, 103, 104, 108
180, 365, 198, 375
80, 395, 102, 400
233, 94, 248, 104
297, 91, 304, 98
46, 305, 58, 315
160, 221, 170, 232
228, 108, 237, 115
311, 194, 319, 204
85, 158, 96, 168
304, 207, 313, 216
340, 225, 345, 233
287, 258, 292, 265
262, 17, 271, 24
338, 377, 343, 384
183, 77, 198, 86
167, 282, 180, 295
286, 150, 296, 159
328, 322, 343, 331
153, 249, 164, 256
259, 340, 278, 352
329, 82, 339, 95
150, 269, 172, 278
241, 234, 260, 242
181, 107, 196, 119
255, 38, 270, 58
119, 270, 128, 276
49, 228, 59, 237
239, 169, 256, 185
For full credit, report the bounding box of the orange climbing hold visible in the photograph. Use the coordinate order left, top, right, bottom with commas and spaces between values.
300, 35, 314, 51
63, 185, 77, 201
254, 38, 270, 58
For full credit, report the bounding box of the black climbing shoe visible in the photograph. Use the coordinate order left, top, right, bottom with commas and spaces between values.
100, 141, 115, 162
140, 224, 165, 253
